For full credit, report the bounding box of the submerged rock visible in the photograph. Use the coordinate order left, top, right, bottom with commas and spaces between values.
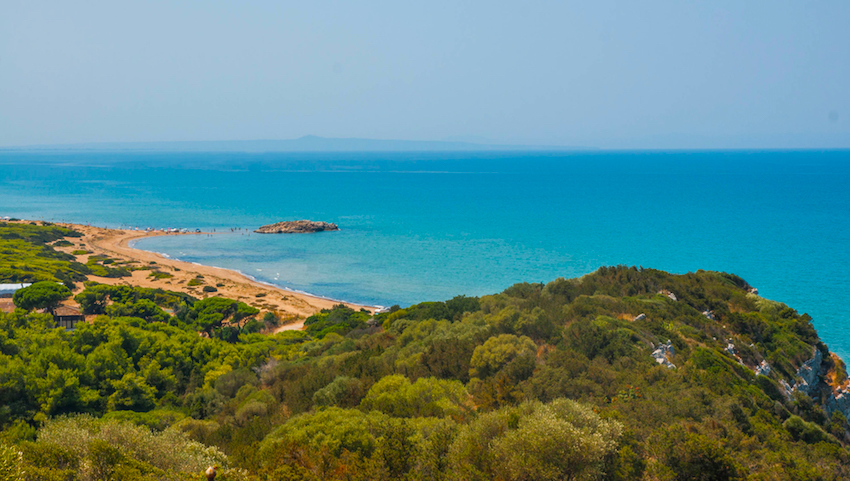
254, 220, 340, 234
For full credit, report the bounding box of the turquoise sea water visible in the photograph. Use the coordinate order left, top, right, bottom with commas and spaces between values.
1, 150, 849, 357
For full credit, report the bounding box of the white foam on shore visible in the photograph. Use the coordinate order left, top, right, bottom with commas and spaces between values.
130, 242, 378, 309
230, 268, 377, 307
129, 233, 380, 309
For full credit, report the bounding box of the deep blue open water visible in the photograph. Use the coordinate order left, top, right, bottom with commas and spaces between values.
1, 150, 849, 357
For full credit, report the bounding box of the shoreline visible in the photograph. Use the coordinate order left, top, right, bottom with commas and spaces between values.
48, 222, 379, 331
128, 236, 379, 309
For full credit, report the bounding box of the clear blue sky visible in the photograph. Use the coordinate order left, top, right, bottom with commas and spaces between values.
1, 1, 848, 149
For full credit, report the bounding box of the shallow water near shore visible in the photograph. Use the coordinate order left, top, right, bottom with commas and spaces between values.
1, 150, 849, 358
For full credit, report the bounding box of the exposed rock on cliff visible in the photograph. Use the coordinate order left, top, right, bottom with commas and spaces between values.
658, 290, 678, 301
254, 220, 339, 234
796, 347, 824, 397
651, 340, 676, 369
755, 360, 771, 377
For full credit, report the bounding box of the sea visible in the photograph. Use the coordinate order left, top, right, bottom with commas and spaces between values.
1, 150, 849, 358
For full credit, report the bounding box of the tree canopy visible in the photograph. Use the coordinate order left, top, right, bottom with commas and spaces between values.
12, 280, 71, 312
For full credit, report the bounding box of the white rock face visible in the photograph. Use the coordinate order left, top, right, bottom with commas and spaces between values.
723, 339, 745, 365
795, 347, 824, 397
657, 290, 678, 301
780, 379, 795, 399
633, 313, 646, 322
755, 360, 771, 377
651, 340, 676, 369
826, 386, 850, 419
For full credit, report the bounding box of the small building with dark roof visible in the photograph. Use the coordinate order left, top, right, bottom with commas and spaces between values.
53, 305, 84, 329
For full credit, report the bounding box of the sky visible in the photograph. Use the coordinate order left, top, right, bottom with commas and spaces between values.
1, 1, 849, 149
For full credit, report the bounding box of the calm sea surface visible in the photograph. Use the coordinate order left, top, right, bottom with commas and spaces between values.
1, 150, 849, 357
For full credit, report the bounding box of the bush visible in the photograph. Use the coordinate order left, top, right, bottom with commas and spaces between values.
261, 407, 387, 458
360, 375, 472, 419
447, 398, 622, 481
107, 373, 157, 412
314, 376, 364, 408
215, 369, 258, 398
262, 311, 279, 326
203, 286, 218, 293
0, 442, 24, 481
34, 415, 228, 474
469, 334, 536, 378
784, 415, 832, 444
655, 426, 742, 481
304, 304, 371, 338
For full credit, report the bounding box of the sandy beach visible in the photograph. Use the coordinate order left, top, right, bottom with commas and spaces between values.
50, 223, 377, 331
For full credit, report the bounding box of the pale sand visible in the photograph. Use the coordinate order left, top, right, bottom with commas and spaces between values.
50, 223, 377, 331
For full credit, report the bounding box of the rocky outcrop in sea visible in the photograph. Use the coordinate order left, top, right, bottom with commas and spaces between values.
254, 220, 340, 234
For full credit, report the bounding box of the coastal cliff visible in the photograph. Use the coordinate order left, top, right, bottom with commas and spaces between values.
4, 224, 850, 480
254, 220, 339, 234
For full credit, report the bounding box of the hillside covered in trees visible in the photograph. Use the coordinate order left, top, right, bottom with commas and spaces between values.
2, 223, 850, 480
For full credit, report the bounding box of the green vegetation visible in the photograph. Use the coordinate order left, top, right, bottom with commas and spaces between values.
202, 286, 218, 293
12, 281, 71, 311
75, 283, 195, 315
0, 222, 88, 288
87, 254, 132, 278
303, 304, 370, 338
187, 278, 203, 287
148, 271, 173, 280
20, 415, 229, 479
3, 224, 850, 479
4, 266, 848, 479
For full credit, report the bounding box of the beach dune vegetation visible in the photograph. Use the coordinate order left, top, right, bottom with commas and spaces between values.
0, 222, 89, 288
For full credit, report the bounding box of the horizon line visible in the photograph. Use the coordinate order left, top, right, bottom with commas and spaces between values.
1, 135, 849, 153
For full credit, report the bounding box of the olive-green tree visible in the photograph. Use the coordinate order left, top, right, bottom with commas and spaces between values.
448, 398, 623, 481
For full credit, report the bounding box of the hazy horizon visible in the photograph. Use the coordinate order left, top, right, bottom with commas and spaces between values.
5, 135, 850, 153
2, 1, 849, 149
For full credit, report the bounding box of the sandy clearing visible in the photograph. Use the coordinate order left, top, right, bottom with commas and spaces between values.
50, 223, 377, 329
